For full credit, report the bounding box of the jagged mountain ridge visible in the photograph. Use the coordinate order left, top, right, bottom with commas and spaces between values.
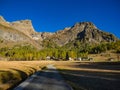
47, 22, 117, 46
0, 16, 118, 48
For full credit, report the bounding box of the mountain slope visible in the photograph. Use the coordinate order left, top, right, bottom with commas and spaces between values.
10, 20, 36, 38
46, 22, 118, 46
0, 16, 118, 49
0, 16, 41, 49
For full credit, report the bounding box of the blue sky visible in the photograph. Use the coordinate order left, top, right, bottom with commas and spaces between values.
0, 0, 120, 38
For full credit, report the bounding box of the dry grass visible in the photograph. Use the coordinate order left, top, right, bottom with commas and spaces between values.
0, 61, 80, 90
0, 61, 54, 90
0, 61, 120, 90
89, 52, 120, 61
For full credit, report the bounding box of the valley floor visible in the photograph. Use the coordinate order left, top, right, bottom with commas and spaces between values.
56, 61, 120, 90
0, 61, 120, 90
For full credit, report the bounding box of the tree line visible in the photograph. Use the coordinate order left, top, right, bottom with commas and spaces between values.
0, 40, 120, 61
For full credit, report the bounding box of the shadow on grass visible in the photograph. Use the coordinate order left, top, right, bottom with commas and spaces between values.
0, 70, 14, 83
10, 68, 28, 80
73, 61, 120, 70
59, 69, 120, 90
0, 69, 28, 90
0, 66, 38, 90
9, 67, 38, 90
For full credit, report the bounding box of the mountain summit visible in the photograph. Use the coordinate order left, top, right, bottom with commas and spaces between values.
0, 16, 118, 48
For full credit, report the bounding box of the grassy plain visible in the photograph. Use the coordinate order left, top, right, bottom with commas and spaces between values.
0, 61, 53, 90
0, 61, 120, 90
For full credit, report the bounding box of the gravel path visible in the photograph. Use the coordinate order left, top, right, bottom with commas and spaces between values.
14, 64, 72, 90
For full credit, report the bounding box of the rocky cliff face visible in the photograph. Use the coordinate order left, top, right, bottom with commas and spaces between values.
10, 20, 36, 38
76, 22, 117, 43
0, 16, 29, 42
10, 19, 53, 41
0, 16, 43, 41
0, 16, 41, 48
0, 16, 118, 49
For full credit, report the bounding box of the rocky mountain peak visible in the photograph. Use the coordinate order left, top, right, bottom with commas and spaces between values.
76, 22, 117, 43
11, 20, 33, 26
74, 22, 97, 30
48, 21, 118, 46
10, 19, 36, 38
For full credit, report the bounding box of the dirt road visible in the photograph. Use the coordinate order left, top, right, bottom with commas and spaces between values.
14, 64, 72, 90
